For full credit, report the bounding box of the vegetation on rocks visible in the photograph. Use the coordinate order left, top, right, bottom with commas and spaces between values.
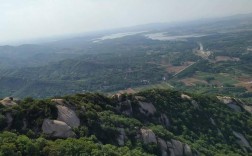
0, 89, 252, 155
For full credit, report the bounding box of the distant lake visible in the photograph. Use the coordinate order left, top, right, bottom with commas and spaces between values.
145, 32, 206, 41
93, 31, 146, 42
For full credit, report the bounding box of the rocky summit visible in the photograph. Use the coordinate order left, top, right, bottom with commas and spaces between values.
0, 89, 252, 156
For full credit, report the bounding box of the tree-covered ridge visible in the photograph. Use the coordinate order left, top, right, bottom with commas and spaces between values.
0, 89, 252, 155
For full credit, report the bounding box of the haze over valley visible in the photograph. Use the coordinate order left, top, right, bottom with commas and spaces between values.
1, 1, 252, 156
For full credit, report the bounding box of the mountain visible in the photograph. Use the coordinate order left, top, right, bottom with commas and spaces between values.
0, 89, 252, 155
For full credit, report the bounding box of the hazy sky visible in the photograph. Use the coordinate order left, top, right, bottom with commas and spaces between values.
1, 0, 252, 44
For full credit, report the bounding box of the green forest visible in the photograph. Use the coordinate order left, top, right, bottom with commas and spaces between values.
1, 89, 252, 155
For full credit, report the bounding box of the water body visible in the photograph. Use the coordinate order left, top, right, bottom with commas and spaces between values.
93, 31, 146, 43
145, 32, 206, 41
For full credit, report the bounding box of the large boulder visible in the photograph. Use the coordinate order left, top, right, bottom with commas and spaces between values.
42, 119, 75, 138
56, 105, 80, 128
139, 101, 156, 116
171, 139, 184, 156
166, 141, 175, 156
0, 97, 17, 107
140, 128, 157, 144
184, 144, 193, 156
167, 139, 194, 156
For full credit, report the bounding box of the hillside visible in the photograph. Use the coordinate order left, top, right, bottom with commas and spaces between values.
0, 89, 252, 156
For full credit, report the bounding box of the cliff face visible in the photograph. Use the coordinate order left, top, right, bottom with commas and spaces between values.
0, 89, 252, 155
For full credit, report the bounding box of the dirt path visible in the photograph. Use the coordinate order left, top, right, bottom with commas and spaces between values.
172, 61, 197, 77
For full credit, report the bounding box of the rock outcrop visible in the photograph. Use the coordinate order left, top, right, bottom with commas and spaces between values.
158, 138, 168, 156
236, 99, 252, 114
139, 101, 156, 116
140, 128, 157, 144
5, 113, 13, 129
181, 94, 199, 109
217, 96, 242, 112
233, 131, 252, 152
118, 100, 133, 116
51, 98, 80, 128
167, 139, 194, 156
170, 139, 184, 156
217, 96, 252, 114
56, 105, 80, 128
0, 97, 17, 107
184, 144, 193, 156
42, 119, 75, 138
243, 105, 252, 114
117, 128, 126, 146
51, 99, 67, 105
159, 113, 170, 128
181, 94, 192, 100
22, 118, 27, 130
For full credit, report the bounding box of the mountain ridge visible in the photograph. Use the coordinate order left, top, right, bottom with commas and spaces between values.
0, 89, 252, 155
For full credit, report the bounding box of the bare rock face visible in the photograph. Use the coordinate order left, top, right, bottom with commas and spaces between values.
181, 94, 199, 109
135, 96, 146, 101
42, 119, 75, 138
167, 139, 194, 156
117, 128, 126, 146
5, 113, 13, 129
229, 103, 242, 112
217, 96, 233, 104
184, 144, 193, 156
171, 139, 184, 156
56, 105, 80, 128
243, 105, 252, 114
118, 100, 133, 116
22, 118, 27, 130
236, 99, 252, 114
112, 93, 123, 102
140, 128, 157, 144
166, 141, 175, 156
181, 94, 192, 100
139, 101, 156, 116
0, 97, 17, 107
217, 96, 242, 112
233, 131, 252, 152
158, 138, 168, 156
159, 114, 170, 128
51, 99, 67, 105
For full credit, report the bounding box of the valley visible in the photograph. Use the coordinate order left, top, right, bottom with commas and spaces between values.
0, 14, 252, 100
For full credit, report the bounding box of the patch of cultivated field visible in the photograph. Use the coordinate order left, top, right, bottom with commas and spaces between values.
180, 78, 208, 86
192, 72, 239, 86
215, 56, 240, 62
236, 77, 252, 92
